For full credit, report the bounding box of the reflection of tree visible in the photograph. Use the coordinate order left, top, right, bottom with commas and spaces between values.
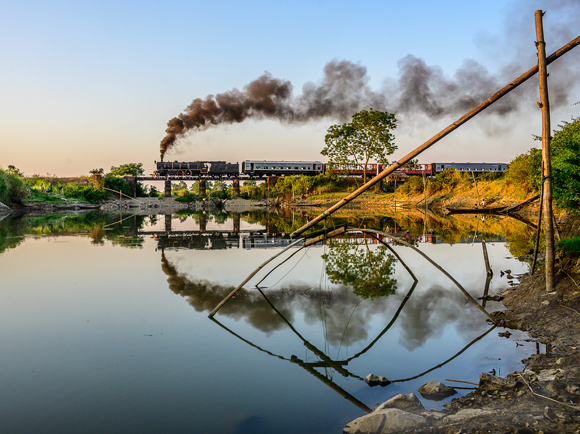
0, 215, 28, 255
1, 212, 147, 249
322, 239, 397, 299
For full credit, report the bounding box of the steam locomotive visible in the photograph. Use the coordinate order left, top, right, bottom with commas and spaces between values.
153, 160, 508, 178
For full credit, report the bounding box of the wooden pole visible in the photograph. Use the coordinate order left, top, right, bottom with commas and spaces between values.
290, 34, 580, 239
531, 163, 544, 276
472, 171, 481, 207
535, 10, 555, 291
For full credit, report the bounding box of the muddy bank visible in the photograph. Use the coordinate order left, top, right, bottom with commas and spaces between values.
8, 197, 275, 215
344, 214, 580, 434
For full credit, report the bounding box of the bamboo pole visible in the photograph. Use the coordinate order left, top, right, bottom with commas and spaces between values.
535, 10, 555, 291
531, 179, 544, 276
290, 34, 580, 239
472, 171, 481, 206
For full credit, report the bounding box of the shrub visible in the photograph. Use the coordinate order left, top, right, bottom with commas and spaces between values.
558, 237, 580, 254
397, 176, 424, 195
0, 169, 28, 205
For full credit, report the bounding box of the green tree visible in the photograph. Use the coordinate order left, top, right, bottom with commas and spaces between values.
109, 163, 144, 177
6, 165, 23, 177
526, 117, 580, 213
322, 239, 397, 299
321, 108, 397, 184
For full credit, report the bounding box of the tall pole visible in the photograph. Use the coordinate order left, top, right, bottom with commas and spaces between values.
535, 10, 555, 291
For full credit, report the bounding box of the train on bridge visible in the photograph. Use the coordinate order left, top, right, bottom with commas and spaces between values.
153, 160, 508, 179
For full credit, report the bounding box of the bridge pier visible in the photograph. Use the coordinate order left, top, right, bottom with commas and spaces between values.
164, 180, 172, 198
165, 214, 172, 233
127, 177, 137, 198
233, 213, 240, 233
233, 179, 240, 197
199, 180, 206, 197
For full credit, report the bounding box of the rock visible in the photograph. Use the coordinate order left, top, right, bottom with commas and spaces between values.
365, 374, 391, 387
445, 409, 493, 422
375, 393, 425, 414
479, 373, 518, 391
537, 369, 564, 382
418, 381, 457, 401
343, 408, 426, 434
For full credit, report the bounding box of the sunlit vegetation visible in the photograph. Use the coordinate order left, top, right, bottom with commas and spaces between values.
0, 168, 29, 205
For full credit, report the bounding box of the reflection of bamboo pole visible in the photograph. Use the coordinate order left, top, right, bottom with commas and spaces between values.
290, 34, 580, 239
392, 325, 496, 383
210, 318, 290, 361
481, 273, 492, 310
208, 237, 304, 318
345, 281, 417, 362
257, 288, 359, 379
210, 317, 372, 414
290, 356, 372, 414
255, 246, 305, 288
347, 228, 496, 324
482, 239, 493, 277
366, 233, 418, 282
535, 10, 555, 291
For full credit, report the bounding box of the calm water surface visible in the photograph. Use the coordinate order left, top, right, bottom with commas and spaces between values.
0, 210, 540, 434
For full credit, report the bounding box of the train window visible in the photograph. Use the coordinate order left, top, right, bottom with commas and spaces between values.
295, 167, 298, 169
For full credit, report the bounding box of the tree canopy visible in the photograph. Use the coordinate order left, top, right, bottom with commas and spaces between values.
109, 163, 144, 177
507, 117, 580, 213
321, 109, 397, 184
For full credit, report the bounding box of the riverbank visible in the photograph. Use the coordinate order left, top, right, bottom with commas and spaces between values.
1, 196, 274, 215
343, 213, 580, 434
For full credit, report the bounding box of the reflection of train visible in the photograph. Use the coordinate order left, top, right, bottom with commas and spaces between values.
153, 160, 508, 178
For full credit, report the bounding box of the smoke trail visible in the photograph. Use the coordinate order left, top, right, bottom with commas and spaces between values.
159, 2, 580, 160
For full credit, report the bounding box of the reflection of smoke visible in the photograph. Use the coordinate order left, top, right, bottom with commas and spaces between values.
397, 285, 484, 351
161, 252, 290, 334
162, 253, 488, 348
160, 1, 580, 159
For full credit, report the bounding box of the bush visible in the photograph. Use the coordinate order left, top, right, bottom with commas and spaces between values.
397, 176, 424, 195
521, 117, 580, 213
558, 237, 580, 254
0, 169, 28, 205
103, 175, 130, 197
426, 169, 464, 195
62, 184, 108, 203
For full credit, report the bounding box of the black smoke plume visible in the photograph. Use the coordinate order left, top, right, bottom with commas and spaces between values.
159, 1, 580, 160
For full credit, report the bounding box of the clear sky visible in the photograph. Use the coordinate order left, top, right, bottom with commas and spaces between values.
1, 0, 579, 177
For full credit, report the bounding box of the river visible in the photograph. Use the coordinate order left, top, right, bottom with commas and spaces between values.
0, 209, 543, 434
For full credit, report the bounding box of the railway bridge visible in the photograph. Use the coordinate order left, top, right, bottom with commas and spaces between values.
128, 176, 278, 198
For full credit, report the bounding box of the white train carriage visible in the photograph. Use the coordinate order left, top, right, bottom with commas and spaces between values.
242, 160, 324, 177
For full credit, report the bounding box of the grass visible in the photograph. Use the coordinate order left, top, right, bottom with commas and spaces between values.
558, 237, 580, 254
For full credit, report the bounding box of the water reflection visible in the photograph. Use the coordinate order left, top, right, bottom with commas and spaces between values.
0, 208, 541, 433
322, 238, 397, 299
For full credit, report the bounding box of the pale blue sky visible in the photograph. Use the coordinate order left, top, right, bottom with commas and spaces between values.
1, 0, 579, 176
